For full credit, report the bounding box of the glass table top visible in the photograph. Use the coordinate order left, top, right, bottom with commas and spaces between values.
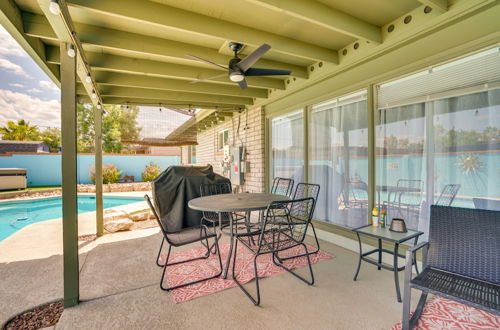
353, 225, 423, 243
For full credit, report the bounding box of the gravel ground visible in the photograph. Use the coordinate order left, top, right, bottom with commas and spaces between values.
4, 301, 63, 330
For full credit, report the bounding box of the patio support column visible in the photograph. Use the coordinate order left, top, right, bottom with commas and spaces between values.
94, 106, 103, 236
367, 84, 376, 222
60, 42, 79, 307
303, 106, 309, 182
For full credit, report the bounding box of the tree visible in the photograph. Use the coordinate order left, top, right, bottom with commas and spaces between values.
0, 119, 39, 141
102, 105, 122, 153
76, 104, 142, 153
39, 127, 61, 152
77, 104, 95, 152
119, 105, 142, 141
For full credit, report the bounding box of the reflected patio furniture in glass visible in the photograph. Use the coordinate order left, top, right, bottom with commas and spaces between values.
270, 177, 295, 196
232, 197, 316, 305
435, 184, 461, 206
144, 194, 223, 291
308, 91, 369, 229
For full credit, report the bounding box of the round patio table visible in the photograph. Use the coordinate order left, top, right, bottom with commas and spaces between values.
189, 192, 290, 278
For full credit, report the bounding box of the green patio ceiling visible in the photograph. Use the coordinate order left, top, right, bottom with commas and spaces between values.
0, 0, 442, 110
1, 0, 497, 119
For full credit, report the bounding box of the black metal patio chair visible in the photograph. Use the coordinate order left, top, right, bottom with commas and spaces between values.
402, 205, 500, 329
199, 182, 251, 251
232, 197, 316, 306
145, 194, 223, 291
275, 183, 321, 262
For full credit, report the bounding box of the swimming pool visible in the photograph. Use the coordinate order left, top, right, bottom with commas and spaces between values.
0, 196, 144, 241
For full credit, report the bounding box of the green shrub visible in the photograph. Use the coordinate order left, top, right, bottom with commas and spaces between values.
90, 164, 122, 184
142, 162, 161, 182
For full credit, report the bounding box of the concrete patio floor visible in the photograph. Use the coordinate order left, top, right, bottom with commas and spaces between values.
1, 218, 420, 329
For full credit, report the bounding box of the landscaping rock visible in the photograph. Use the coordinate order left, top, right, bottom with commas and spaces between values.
76, 182, 151, 193
104, 209, 130, 221
104, 218, 134, 233
130, 211, 153, 222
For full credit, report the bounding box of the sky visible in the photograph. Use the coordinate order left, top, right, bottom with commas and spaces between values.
0, 25, 61, 129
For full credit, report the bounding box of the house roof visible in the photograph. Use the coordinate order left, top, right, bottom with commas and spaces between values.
0, 140, 50, 154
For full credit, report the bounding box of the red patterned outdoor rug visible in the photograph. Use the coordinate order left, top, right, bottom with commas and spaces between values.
391, 296, 500, 329
160, 242, 334, 303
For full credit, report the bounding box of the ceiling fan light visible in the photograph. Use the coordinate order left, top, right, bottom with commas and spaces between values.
229, 72, 244, 82
49, 0, 61, 15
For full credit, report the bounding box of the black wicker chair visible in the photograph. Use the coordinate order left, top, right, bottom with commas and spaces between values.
232, 197, 316, 306
275, 183, 321, 262
271, 177, 295, 196
145, 195, 223, 291
402, 205, 500, 329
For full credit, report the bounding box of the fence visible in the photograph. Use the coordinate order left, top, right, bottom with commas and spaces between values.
0, 153, 180, 186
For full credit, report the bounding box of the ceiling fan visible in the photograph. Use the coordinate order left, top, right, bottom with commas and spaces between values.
186, 42, 291, 89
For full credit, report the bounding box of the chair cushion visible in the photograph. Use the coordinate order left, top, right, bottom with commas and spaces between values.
411, 267, 500, 315
166, 226, 216, 247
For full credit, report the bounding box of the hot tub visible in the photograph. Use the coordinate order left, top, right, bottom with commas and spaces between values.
0, 168, 27, 190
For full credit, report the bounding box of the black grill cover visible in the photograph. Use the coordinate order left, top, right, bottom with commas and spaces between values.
152, 165, 230, 232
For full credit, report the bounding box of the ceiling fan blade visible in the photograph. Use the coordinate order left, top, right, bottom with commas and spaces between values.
245, 68, 291, 76
237, 79, 248, 89
236, 44, 271, 72
190, 73, 227, 84
185, 54, 228, 70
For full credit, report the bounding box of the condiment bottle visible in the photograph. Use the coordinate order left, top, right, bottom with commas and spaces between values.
372, 207, 379, 227
380, 210, 386, 228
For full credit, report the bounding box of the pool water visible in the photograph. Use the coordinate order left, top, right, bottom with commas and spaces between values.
0, 196, 143, 241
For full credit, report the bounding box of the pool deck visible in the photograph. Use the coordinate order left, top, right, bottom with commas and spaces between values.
0, 191, 149, 261
0, 225, 419, 330
0, 190, 422, 329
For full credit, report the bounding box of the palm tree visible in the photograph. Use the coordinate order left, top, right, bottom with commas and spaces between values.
0, 119, 40, 141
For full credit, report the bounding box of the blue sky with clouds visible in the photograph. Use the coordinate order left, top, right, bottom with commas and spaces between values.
0, 25, 189, 137
0, 25, 61, 129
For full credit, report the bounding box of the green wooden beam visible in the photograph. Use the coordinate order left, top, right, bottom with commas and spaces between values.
94, 106, 103, 237
66, 0, 338, 63
38, 0, 102, 107
60, 42, 79, 308
93, 72, 268, 99
46, 46, 286, 90
246, 0, 381, 43
99, 96, 246, 109
418, 0, 448, 12
93, 85, 254, 106
23, 13, 308, 78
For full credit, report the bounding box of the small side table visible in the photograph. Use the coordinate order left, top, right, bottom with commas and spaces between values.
352, 225, 424, 302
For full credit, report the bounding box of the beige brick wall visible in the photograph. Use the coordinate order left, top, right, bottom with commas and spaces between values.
195, 106, 265, 193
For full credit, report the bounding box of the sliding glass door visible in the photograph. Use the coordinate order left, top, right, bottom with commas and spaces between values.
309, 91, 368, 227
271, 110, 304, 185
376, 47, 500, 235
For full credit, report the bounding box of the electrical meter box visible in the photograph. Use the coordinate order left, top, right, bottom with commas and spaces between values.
230, 146, 244, 185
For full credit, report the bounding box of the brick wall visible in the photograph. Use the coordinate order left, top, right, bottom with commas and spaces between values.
195, 106, 265, 193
